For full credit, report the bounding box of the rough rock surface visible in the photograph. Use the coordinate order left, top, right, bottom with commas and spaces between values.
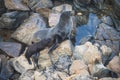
11, 13, 47, 45
0, 42, 22, 57
38, 40, 73, 69
0, 11, 29, 29
11, 55, 34, 73
69, 60, 89, 75
74, 42, 101, 64
4, 0, 29, 10
107, 56, 120, 73
95, 23, 120, 54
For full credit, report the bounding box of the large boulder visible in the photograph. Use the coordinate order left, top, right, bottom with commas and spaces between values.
0, 11, 29, 29
0, 42, 22, 57
11, 13, 47, 45
69, 60, 89, 76
73, 42, 101, 64
38, 40, 73, 70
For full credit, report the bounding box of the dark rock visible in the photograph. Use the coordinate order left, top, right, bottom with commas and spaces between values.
101, 16, 113, 26
0, 11, 29, 29
93, 69, 118, 78
95, 23, 120, 54
0, 42, 22, 57
75, 13, 89, 26
73, 0, 105, 13
95, 23, 120, 40
0, 0, 6, 16
0, 60, 15, 80
75, 13, 101, 45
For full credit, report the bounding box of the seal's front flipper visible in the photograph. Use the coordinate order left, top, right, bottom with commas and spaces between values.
32, 52, 40, 69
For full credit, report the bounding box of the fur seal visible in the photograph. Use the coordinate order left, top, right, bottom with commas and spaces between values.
25, 11, 73, 68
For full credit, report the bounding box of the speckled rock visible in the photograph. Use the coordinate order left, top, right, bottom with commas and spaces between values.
38, 40, 73, 69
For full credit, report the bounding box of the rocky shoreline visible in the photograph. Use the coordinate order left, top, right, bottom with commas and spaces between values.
0, 0, 120, 80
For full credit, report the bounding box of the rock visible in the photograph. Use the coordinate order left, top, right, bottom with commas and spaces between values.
107, 56, 120, 73
0, 0, 6, 16
0, 60, 15, 80
11, 55, 34, 73
73, 0, 91, 12
38, 40, 73, 70
52, 4, 73, 13
49, 4, 74, 27
95, 23, 120, 40
65, 75, 94, 80
100, 45, 113, 65
99, 77, 120, 80
0, 11, 29, 29
54, 55, 72, 73
88, 63, 118, 78
69, 60, 89, 76
48, 12, 61, 27
0, 42, 22, 57
74, 42, 101, 64
34, 71, 46, 80
96, 40, 120, 55
27, 0, 53, 10
19, 69, 34, 80
100, 45, 112, 56
44, 69, 69, 80
11, 13, 47, 45
95, 23, 120, 54
36, 8, 51, 18
101, 16, 113, 26
4, 0, 29, 10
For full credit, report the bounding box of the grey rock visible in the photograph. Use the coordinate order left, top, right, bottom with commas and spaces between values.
54, 55, 72, 73
27, 0, 53, 10
11, 13, 47, 45
93, 68, 118, 78
95, 23, 120, 40
44, 68, 69, 80
0, 42, 22, 57
0, 11, 29, 29
101, 16, 113, 26
0, 60, 15, 80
